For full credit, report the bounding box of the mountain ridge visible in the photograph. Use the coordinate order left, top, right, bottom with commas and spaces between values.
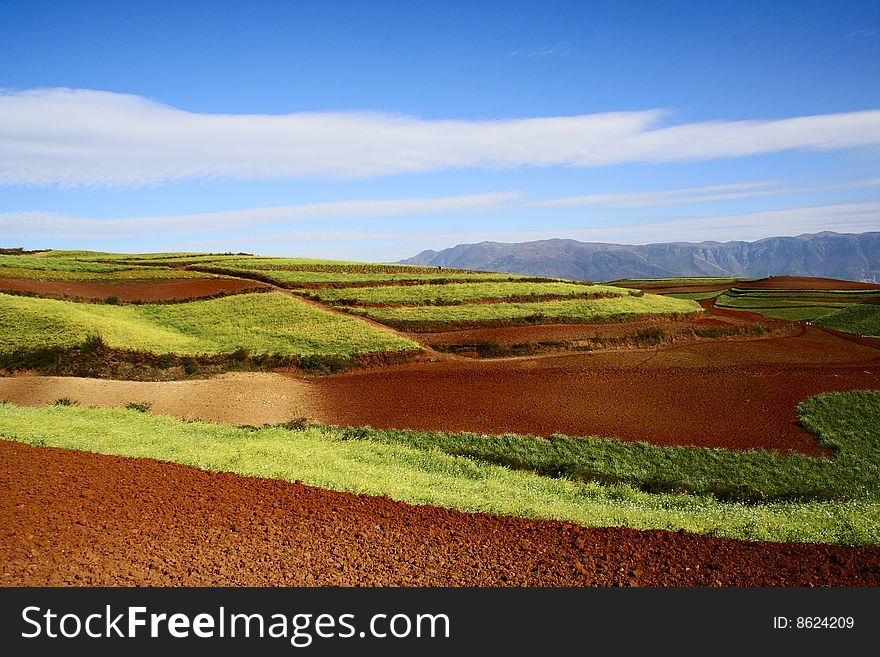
398, 231, 880, 283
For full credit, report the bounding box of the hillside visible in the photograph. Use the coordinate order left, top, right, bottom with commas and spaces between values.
399, 231, 880, 283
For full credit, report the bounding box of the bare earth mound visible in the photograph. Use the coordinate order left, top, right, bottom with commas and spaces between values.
0, 277, 268, 302
0, 373, 319, 426
2, 441, 877, 587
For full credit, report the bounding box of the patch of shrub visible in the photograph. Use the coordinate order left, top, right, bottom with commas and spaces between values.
124, 401, 152, 413
52, 398, 78, 406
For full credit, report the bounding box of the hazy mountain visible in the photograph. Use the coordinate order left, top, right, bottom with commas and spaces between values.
399, 231, 880, 283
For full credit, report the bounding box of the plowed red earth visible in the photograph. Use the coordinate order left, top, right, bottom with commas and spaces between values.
3, 441, 877, 587
416, 311, 770, 350
314, 325, 880, 456
736, 276, 880, 290
0, 278, 268, 302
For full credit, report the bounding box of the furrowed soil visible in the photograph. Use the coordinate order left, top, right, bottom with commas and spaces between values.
736, 276, 880, 291
313, 324, 880, 456
0, 277, 268, 302
3, 440, 877, 587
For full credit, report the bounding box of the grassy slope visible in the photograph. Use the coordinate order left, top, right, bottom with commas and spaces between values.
298, 281, 625, 305
348, 294, 701, 323
0, 391, 877, 545
198, 267, 527, 286
0, 292, 419, 357
813, 304, 880, 337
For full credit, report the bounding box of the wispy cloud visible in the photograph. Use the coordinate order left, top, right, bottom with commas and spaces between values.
173, 201, 880, 261
0, 192, 521, 238
848, 28, 877, 38
531, 176, 880, 209
507, 42, 574, 57
2, 88, 879, 187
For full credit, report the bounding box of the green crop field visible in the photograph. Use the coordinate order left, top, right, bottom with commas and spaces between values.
296, 281, 625, 306
346, 294, 701, 329
713, 286, 880, 324
665, 291, 725, 301
0, 291, 419, 357
609, 277, 743, 287
1, 389, 877, 545
714, 295, 850, 310
0, 254, 149, 274
193, 265, 529, 287
813, 304, 880, 337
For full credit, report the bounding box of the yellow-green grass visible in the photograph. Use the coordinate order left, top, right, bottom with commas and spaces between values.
0, 292, 419, 357
346, 294, 701, 325
297, 281, 625, 306
813, 304, 880, 337
0, 254, 153, 273
609, 277, 743, 287
746, 307, 842, 322
196, 266, 529, 287
0, 393, 877, 545
666, 291, 725, 301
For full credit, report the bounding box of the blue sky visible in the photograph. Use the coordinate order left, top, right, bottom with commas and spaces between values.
1, 0, 878, 261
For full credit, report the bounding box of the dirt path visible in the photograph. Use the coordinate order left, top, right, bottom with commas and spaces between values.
2, 441, 876, 587
0, 373, 319, 426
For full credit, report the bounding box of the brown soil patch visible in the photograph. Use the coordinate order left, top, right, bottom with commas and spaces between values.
0, 277, 268, 302
312, 325, 880, 456
0, 373, 319, 426
415, 311, 780, 352
2, 441, 876, 586
737, 276, 880, 291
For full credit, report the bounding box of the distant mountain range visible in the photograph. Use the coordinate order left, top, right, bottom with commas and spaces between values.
399, 231, 880, 283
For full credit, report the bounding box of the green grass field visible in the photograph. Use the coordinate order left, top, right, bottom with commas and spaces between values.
609, 277, 743, 287
713, 286, 880, 323
0, 291, 419, 357
813, 304, 880, 337
193, 265, 529, 287
0, 390, 877, 545
346, 294, 701, 328
296, 281, 625, 306
665, 291, 725, 301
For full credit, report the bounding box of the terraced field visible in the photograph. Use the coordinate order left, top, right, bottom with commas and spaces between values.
2, 252, 879, 586
714, 281, 880, 324
0, 291, 420, 376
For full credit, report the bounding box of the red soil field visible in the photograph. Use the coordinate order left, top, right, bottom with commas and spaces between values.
2, 441, 876, 587
0, 277, 269, 302
736, 276, 880, 291
415, 310, 779, 351
313, 325, 880, 456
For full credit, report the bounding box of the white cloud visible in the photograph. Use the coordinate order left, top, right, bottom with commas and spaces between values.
507, 42, 574, 57
2, 88, 880, 187
0, 192, 521, 238
176, 201, 880, 261
531, 176, 880, 209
